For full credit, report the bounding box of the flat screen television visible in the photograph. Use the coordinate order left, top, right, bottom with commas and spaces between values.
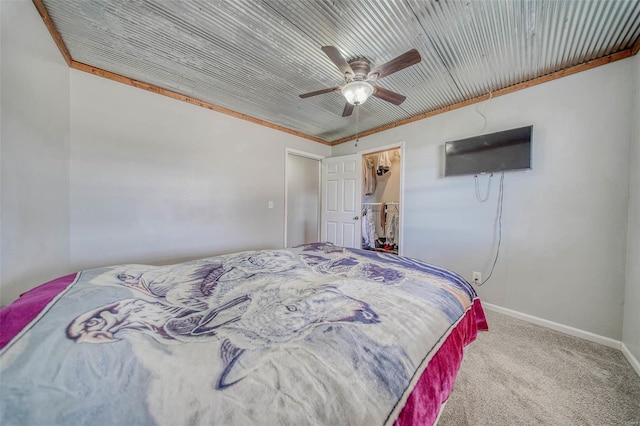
444, 125, 533, 176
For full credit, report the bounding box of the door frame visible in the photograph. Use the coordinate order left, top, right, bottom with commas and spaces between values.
358, 141, 405, 256
284, 148, 324, 248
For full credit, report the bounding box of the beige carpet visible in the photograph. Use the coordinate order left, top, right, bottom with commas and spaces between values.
439, 310, 640, 425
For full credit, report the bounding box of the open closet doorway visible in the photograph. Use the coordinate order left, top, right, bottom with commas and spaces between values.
361, 144, 404, 255
284, 149, 322, 248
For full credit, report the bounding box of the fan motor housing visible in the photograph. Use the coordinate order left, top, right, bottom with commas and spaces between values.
347, 58, 371, 81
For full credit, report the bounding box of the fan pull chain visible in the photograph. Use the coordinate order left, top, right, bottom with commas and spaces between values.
355, 104, 359, 148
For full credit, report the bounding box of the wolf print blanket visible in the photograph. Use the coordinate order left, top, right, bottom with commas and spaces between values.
0, 243, 487, 426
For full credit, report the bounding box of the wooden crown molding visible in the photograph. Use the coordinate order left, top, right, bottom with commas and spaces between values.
632, 35, 640, 56
33, 0, 640, 148
331, 48, 635, 145
31, 0, 331, 146
70, 61, 331, 145
33, 0, 72, 66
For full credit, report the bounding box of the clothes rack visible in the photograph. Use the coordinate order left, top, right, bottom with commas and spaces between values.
362, 201, 399, 206
361, 202, 400, 254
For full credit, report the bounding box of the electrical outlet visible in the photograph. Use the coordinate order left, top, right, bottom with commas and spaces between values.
472, 271, 482, 284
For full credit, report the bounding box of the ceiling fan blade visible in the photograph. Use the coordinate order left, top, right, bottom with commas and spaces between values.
321, 46, 354, 77
299, 86, 341, 98
373, 86, 406, 105
368, 49, 421, 80
342, 103, 354, 117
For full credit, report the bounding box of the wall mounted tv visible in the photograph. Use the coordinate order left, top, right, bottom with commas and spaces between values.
444, 125, 533, 177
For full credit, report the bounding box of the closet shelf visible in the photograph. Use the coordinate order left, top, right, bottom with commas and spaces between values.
363, 202, 399, 206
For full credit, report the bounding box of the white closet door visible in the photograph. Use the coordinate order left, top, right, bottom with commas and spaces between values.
321, 154, 361, 248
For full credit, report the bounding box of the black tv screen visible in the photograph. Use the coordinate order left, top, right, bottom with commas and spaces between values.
444, 125, 532, 176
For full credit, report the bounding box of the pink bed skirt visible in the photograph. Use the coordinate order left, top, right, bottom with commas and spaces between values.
395, 298, 488, 425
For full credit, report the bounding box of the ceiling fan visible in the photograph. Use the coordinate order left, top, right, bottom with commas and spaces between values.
299, 46, 422, 117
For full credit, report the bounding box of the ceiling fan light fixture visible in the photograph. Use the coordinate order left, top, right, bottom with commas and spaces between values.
342, 81, 374, 105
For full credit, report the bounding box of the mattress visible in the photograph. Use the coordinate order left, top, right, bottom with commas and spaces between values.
0, 242, 487, 425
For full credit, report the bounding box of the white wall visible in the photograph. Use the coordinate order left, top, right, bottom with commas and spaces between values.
623, 53, 640, 363
70, 70, 330, 271
0, 0, 70, 306
333, 58, 634, 340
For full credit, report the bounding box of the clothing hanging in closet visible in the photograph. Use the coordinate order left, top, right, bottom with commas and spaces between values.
361, 206, 376, 249
362, 157, 376, 195
361, 203, 399, 254
376, 151, 391, 176
384, 205, 399, 247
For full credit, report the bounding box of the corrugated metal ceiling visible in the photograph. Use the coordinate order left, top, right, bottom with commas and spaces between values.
39, 0, 640, 144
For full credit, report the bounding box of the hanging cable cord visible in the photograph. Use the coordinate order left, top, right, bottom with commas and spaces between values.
473, 90, 494, 203
477, 172, 504, 286
476, 90, 493, 134
472, 89, 498, 284
475, 173, 493, 202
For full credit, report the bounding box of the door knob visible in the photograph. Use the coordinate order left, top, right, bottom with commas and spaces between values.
353, 216, 359, 220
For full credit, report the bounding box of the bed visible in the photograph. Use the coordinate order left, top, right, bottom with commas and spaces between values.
0, 242, 487, 425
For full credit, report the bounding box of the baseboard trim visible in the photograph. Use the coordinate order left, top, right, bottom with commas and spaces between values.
621, 342, 640, 378
481, 302, 621, 350
481, 302, 640, 378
